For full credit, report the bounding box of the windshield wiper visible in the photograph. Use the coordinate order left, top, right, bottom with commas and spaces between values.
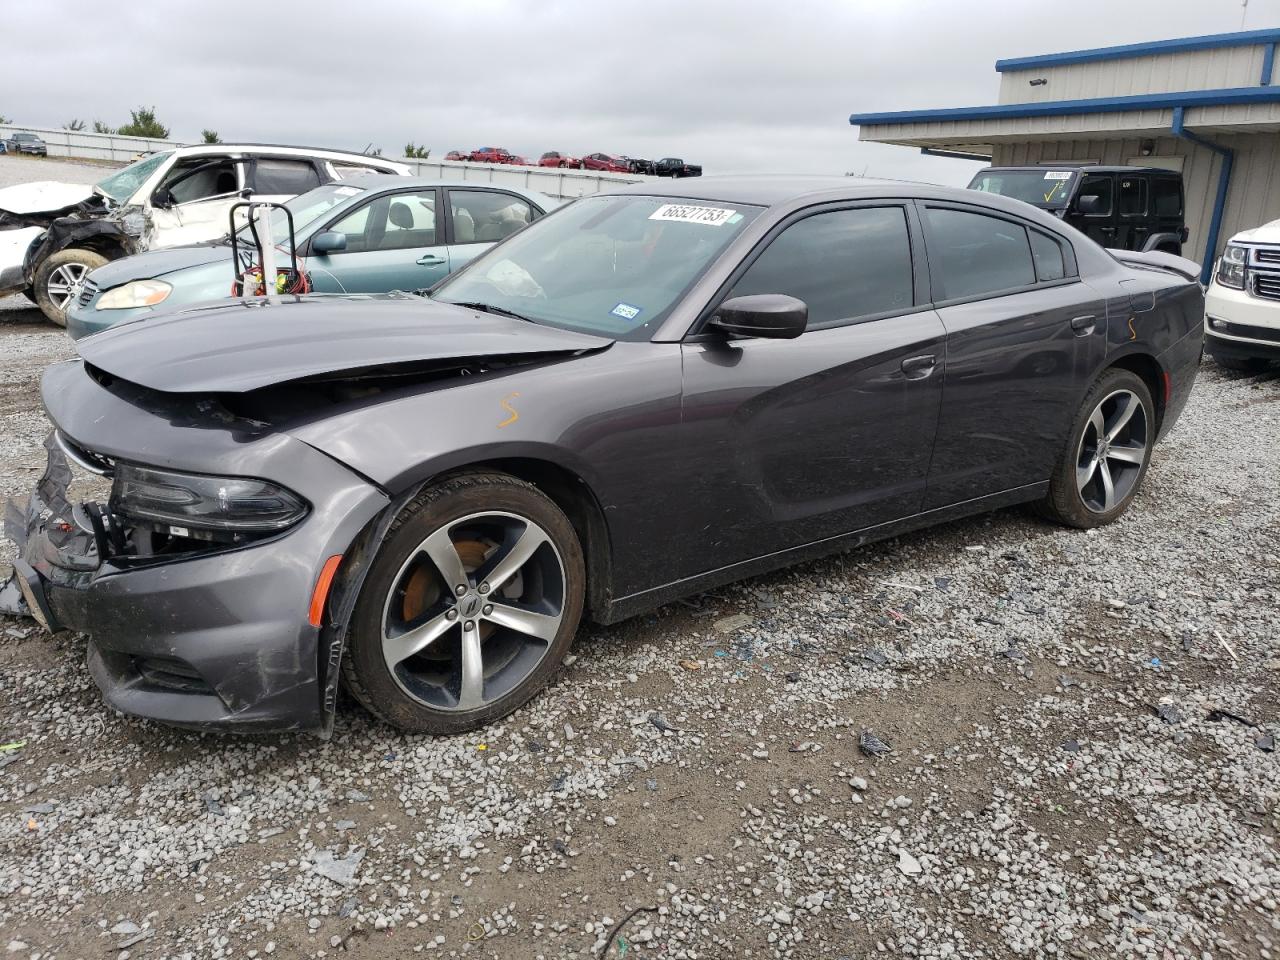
448, 301, 536, 323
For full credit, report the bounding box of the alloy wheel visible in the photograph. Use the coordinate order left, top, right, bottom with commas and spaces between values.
1075, 388, 1149, 513
380, 510, 566, 712
46, 261, 89, 311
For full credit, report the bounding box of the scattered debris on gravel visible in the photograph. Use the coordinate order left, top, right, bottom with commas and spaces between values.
0, 260, 1277, 957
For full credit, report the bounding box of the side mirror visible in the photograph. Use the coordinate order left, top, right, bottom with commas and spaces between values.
153, 188, 175, 209
311, 231, 347, 255
708, 294, 807, 340
1075, 194, 1105, 215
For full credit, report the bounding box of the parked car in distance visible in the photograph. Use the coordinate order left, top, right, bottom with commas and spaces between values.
581, 152, 631, 173
4, 132, 48, 156
655, 158, 702, 178
624, 157, 656, 175
968, 165, 1187, 254
469, 147, 515, 164
538, 151, 581, 169
508, 155, 530, 166
1204, 220, 1280, 371
0, 143, 412, 324
4, 176, 1204, 736
66, 177, 552, 338
445, 151, 467, 162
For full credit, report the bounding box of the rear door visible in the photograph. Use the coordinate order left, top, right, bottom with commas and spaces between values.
918, 202, 1108, 508
307, 188, 449, 293
676, 201, 946, 570
247, 157, 325, 204
1117, 174, 1149, 251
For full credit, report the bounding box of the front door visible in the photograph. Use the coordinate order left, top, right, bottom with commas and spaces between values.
917, 202, 1109, 509
309, 189, 451, 293
1072, 173, 1117, 248
143, 155, 246, 248
676, 203, 946, 575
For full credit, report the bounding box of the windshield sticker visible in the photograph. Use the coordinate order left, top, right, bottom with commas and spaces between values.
611, 302, 643, 321
649, 204, 737, 226
1043, 171, 1073, 180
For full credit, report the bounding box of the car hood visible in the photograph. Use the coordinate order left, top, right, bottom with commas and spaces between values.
87, 242, 228, 289
1229, 219, 1280, 245
0, 180, 96, 216
76, 293, 613, 393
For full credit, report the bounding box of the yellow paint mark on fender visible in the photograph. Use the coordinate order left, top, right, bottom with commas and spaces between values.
1127, 315, 1137, 341
497, 392, 521, 428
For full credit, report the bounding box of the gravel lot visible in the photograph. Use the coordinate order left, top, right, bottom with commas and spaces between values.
0, 155, 1278, 960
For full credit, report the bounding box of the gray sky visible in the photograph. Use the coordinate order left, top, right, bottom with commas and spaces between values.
5, 0, 1278, 186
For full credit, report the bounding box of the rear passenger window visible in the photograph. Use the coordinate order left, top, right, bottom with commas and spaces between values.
729, 207, 913, 329
1119, 177, 1146, 217
449, 191, 535, 244
1153, 178, 1182, 217
1029, 230, 1067, 282
924, 208, 1035, 300
254, 159, 322, 194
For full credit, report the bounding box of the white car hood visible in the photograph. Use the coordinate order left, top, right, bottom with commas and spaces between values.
1228, 218, 1280, 245
0, 180, 95, 216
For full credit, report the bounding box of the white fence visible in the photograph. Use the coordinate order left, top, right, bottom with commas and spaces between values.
0, 124, 179, 163
0, 125, 651, 199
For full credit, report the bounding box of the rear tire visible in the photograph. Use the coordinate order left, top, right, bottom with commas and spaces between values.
1209, 352, 1270, 373
33, 248, 108, 326
342, 472, 585, 734
1040, 368, 1155, 529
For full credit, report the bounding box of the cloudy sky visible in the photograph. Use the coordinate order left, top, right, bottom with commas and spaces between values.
5, 0, 1278, 185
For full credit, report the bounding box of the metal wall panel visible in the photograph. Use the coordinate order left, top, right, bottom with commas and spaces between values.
998, 45, 1269, 104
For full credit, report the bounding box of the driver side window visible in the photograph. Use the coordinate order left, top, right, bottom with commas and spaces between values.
160, 157, 242, 205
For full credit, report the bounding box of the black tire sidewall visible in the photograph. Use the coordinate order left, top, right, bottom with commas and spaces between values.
346, 474, 585, 734
1046, 369, 1155, 529
33, 248, 109, 326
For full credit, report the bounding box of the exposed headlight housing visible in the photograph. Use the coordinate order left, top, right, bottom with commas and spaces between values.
95, 279, 172, 310
110, 463, 308, 541
1216, 244, 1248, 290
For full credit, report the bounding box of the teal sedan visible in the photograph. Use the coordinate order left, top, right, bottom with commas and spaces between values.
66, 176, 555, 339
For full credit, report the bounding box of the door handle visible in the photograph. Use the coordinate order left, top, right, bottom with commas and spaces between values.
1070, 315, 1096, 336
417, 254, 446, 266
900, 355, 937, 380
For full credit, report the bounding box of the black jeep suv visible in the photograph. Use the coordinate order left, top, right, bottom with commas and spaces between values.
968, 165, 1187, 255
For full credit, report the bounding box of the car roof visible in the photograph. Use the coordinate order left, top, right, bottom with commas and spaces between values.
323, 174, 556, 206
163, 143, 409, 167
978, 165, 1178, 176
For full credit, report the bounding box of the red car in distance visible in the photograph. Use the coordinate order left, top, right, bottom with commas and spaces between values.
581, 152, 631, 173
469, 147, 515, 164
444, 150, 467, 161
539, 151, 581, 169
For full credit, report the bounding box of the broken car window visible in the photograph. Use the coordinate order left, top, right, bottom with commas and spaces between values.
94, 150, 173, 204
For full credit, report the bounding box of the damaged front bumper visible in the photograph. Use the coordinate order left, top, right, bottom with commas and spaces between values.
2, 397, 389, 733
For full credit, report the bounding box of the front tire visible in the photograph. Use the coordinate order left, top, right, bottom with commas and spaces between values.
1040, 368, 1155, 529
33, 248, 108, 326
342, 472, 585, 734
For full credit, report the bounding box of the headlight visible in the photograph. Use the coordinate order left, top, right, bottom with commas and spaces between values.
1216, 244, 1248, 290
95, 279, 172, 310
110, 463, 308, 540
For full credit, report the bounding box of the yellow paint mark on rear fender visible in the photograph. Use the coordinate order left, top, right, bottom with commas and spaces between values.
497, 392, 521, 428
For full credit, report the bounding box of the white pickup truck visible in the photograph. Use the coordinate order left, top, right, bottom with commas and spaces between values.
1204, 220, 1280, 371
0, 144, 410, 325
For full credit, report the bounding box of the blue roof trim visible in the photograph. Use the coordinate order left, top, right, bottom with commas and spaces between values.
994, 27, 1280, 72
850, 85, 1280, 126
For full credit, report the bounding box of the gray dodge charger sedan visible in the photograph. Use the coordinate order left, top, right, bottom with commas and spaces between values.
2, 177, 1204, 735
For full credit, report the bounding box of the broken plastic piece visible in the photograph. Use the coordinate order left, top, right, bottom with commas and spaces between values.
859, 730, 892, 758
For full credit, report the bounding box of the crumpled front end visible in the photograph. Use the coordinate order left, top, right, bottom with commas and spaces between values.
1, 361, 391, 732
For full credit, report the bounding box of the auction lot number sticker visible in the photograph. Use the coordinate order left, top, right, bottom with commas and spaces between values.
649, 204, 738, 226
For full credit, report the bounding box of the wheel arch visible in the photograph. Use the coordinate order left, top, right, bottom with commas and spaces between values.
1105, 351, 1166, 433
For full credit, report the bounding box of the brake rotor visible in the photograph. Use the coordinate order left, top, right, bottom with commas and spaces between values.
401, 538, 503, 643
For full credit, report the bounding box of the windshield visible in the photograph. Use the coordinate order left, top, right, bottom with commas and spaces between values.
94, 151, 173, 203
432, 195, 762, 341
235, 182, 367, 245
968, 169, 1078, 208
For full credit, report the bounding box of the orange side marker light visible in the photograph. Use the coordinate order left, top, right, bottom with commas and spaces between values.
309, 555, 344, 627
